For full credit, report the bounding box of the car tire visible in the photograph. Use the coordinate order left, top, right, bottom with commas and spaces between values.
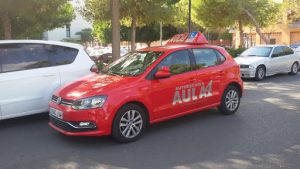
289, 62, 298, 75
112, 104, 147, 143
218, 85, 241, 115
255, 65, 266, 81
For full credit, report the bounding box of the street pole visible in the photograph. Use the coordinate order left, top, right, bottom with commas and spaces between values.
160, 22, 163, 46
188, 0, 191, 33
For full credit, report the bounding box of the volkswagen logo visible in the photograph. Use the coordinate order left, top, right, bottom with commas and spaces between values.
56, 97, 62, 104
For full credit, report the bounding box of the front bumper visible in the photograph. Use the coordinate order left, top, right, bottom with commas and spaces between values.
48, 101, 111, 136
240, 68, 256, 78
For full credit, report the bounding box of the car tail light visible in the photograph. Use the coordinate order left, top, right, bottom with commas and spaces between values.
90, 64, 99, 73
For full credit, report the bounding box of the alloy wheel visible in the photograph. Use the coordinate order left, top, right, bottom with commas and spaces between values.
225, 90, 239, 111
119, 110, 143, 139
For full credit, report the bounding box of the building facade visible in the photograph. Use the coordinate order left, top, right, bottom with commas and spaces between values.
233, 21, 300, 48
43, 0, 92, 41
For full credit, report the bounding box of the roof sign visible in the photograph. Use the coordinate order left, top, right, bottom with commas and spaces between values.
166, 31, 208, 45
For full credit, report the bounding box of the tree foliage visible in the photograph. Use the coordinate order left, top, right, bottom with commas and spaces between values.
76, 28, 93, 42
194, 0, 280, 46
0, 0, 75, 39
81, 0, 179, 50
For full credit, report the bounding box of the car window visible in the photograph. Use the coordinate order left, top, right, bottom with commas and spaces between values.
282, 46, 294, 55
272, 47, 284, 57
241, 47, 272, 57
158, 50, 191, 75
45, 45, 78, 66
192, 49, 221, 70
0, 44, 49, 73
102, 51, 163, 76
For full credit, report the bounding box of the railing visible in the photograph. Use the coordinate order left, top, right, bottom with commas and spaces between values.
288, 21, 300, 29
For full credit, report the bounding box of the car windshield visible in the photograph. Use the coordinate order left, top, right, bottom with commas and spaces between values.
101, 51, 163, 76
241, 47, 272, 57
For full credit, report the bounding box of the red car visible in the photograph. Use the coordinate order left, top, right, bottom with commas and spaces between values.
49, 32, 243, 142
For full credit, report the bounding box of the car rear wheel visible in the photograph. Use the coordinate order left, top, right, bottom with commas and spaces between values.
112, 104, 146, 143
218, 86, 241, 115
255, 66, 266, 81
289, 62, 298, 75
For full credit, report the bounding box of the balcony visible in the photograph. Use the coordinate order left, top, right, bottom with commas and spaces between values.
288, 21, 300, 29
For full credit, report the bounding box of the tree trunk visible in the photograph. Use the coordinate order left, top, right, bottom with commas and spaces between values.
243, 8, 270, 44
238, 18, 244, 48
0, 11, 12, 39
130, 15, 137, 52
111, 0, 120, 61
146, 41, 151, 47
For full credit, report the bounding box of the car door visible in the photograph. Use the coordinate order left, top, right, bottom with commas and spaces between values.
0, 43, 60, 119
191, 48, 224, 106
269, 46, 285, 74
149, 49, 197, 119
282, 46, 296, 72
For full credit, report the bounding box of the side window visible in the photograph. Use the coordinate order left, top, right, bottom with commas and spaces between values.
272, 47, 284, 57
158, 50, 191, 75
216, 51, 226, 64
282, 46, 294, 55
0, 44, 49, 73
192, 49, 219, 70
45, 45, 78, 66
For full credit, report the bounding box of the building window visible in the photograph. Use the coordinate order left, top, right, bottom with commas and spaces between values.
66, 24, 71, 38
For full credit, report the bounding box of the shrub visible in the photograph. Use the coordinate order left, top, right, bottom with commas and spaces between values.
227, 48, 246, 58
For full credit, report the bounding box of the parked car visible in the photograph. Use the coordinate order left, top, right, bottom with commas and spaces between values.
234, 45, 299, 81
289, 44, 300, 50
49, 32, 243, 143
296, 46, 300, 56
0, 40, 96, 120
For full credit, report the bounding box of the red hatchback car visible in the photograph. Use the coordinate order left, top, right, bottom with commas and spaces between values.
49, 32, 243, 142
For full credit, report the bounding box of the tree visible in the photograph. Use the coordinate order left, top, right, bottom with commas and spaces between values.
281, 0, 300, 23
111, 0, 121, 60
194, 0, 279, 47
0, 0, 75, 39
76, 28, 93, 42
81, 0, 178, 51
136, 23, 178, 47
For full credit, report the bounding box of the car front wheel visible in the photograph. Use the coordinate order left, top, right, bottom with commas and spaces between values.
255, 66, 266, 81
112, 104, 146, 143
218, 86, 241, 115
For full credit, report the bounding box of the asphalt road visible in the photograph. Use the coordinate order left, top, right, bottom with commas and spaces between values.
1, 74, 300, 169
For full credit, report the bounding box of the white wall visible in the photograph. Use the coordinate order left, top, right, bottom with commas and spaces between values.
44, 0, 92, 41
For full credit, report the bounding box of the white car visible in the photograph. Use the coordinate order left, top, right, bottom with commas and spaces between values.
0, 40, 96, 120
295, 46, 300, 59
234, 45, 299, 81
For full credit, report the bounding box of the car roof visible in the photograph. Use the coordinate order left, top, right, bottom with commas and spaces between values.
139, 44, 223, 52
0, 40, 83, 49
253, 44, 289, 48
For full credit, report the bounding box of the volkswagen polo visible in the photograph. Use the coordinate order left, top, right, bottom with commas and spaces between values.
49, 32, 243, 142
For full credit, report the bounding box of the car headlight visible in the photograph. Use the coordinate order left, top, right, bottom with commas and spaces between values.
72, 96, 107, 110
249, 65, 255, 69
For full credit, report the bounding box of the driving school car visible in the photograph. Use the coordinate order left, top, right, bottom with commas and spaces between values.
49, 32, 243, 143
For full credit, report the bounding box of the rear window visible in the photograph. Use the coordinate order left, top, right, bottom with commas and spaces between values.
0, 43, 79, 73
45, 45, 78, 66
0, 44, 49, 73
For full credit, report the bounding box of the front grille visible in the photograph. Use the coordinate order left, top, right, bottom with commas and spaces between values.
240, 65, 249, 69
50, 116, 97, 132
51, 95, 74, 106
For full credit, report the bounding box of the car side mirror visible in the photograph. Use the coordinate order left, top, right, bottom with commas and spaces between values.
155, 66, 171, 79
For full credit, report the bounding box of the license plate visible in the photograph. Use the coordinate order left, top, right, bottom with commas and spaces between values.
50, 108, 63, 119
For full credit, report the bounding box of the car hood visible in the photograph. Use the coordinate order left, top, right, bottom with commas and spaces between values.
55, 74, 137, 100
234, 56, 268, 65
